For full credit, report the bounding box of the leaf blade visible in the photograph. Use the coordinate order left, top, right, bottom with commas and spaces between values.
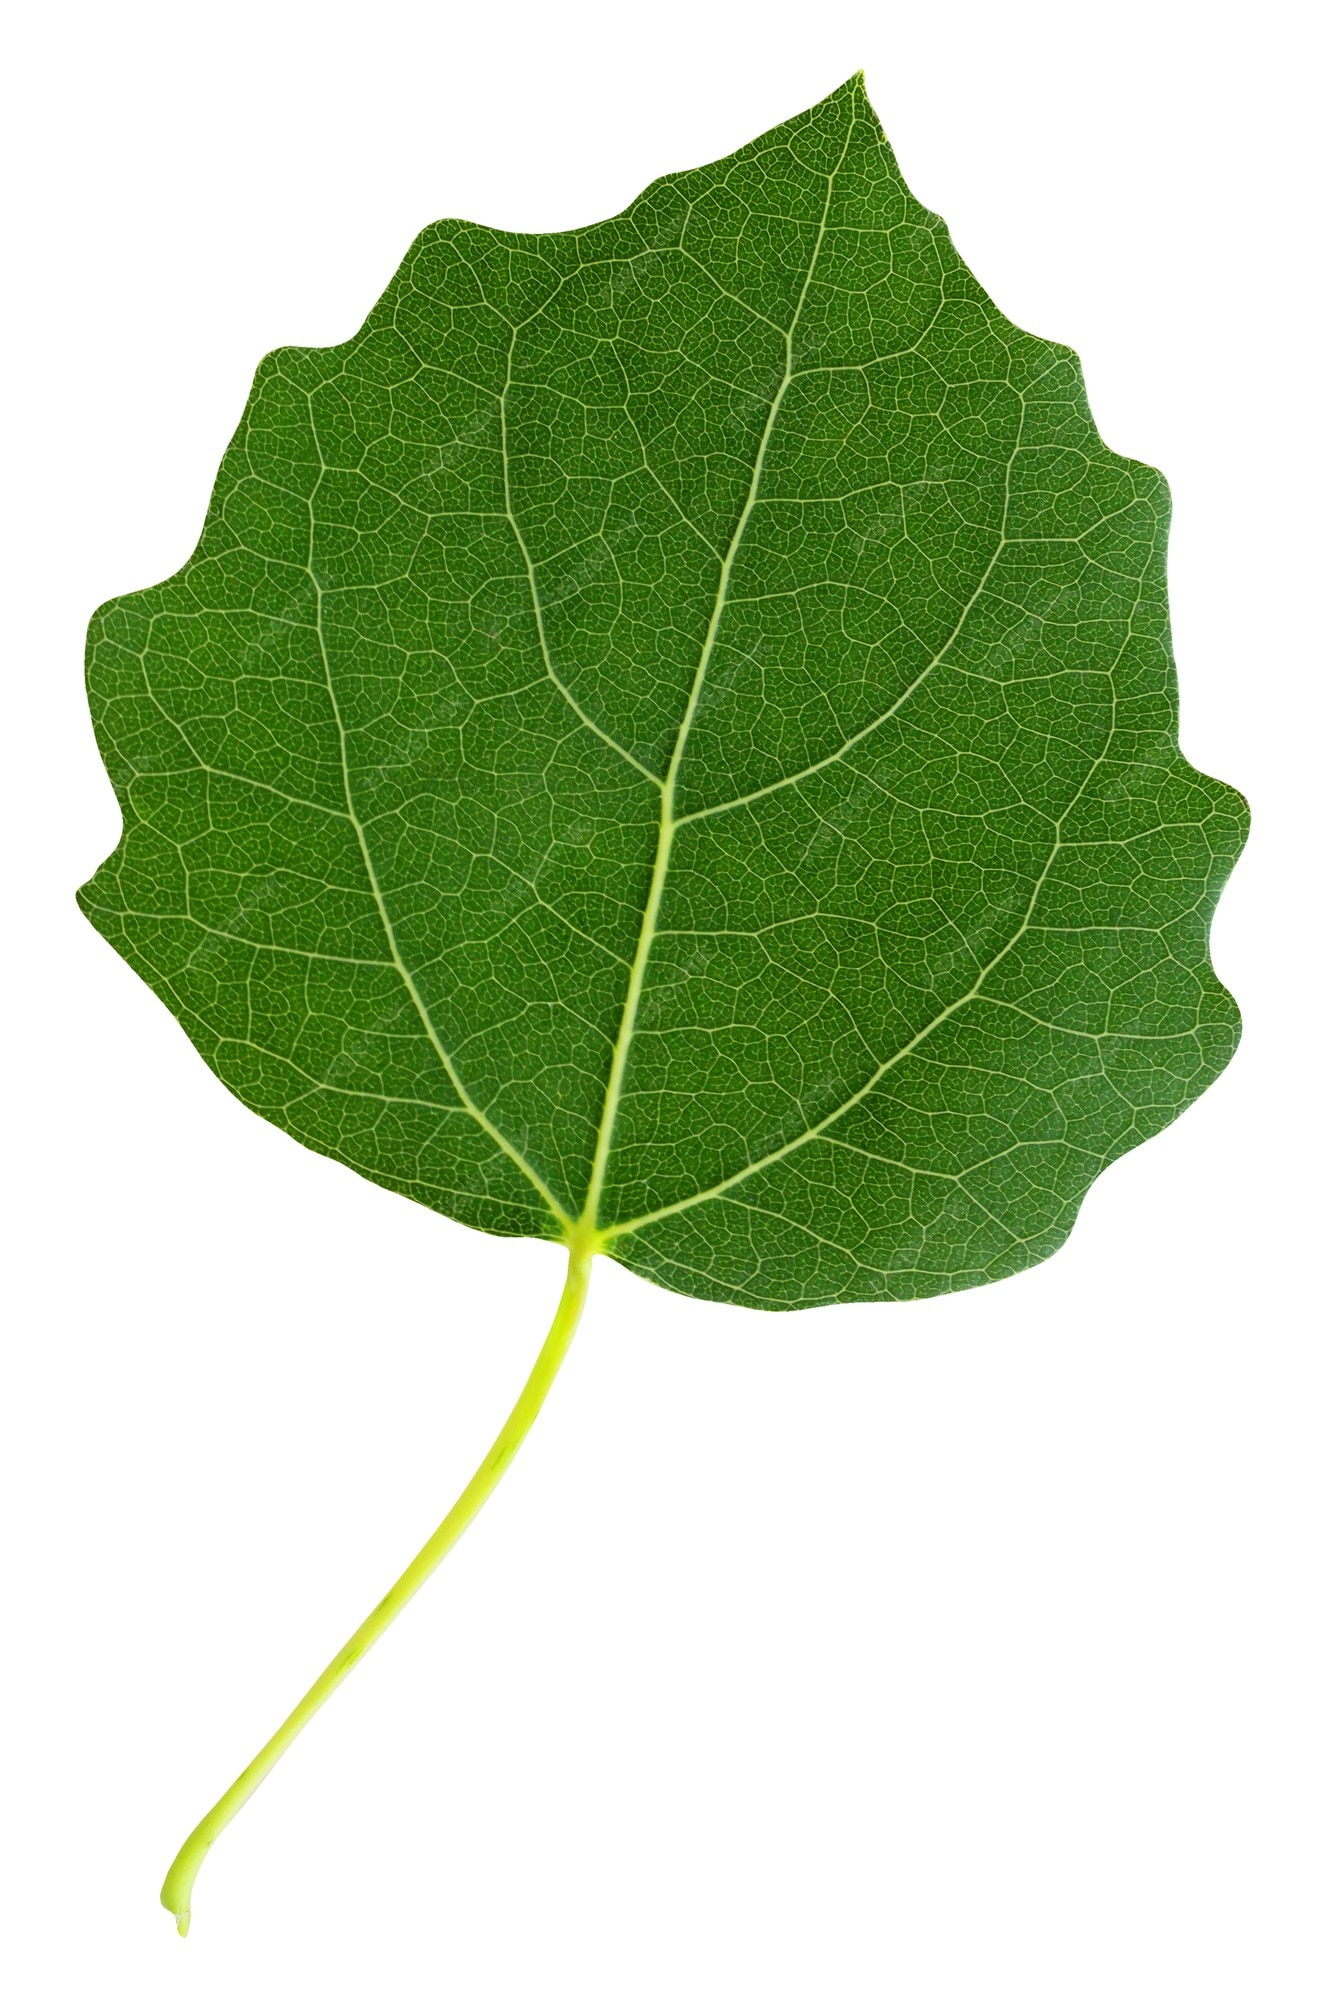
81, 74, 1245, 1298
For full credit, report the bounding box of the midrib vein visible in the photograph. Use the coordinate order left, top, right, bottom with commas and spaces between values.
305, 426, 572, 1230
579, 118, 855, 1236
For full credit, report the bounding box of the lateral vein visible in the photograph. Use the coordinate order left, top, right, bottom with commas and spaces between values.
304, 402, 572, 1230
499, 328, 662, 786
606, 569, 1136, 1243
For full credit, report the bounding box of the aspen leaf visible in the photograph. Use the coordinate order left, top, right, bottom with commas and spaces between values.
80, 76, 1245, 1930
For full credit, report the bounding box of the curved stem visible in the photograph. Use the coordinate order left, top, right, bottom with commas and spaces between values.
161, 1236, 598, 1936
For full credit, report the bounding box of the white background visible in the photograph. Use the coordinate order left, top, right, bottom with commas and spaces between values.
3, 1, 1328, 1993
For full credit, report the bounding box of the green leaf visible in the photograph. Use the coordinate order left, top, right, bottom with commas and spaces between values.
81, 74, 1243, 1307
80, 74, 1246, 1932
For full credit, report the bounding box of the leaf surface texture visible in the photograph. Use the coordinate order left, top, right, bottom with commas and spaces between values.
81, 78, 1245, 1306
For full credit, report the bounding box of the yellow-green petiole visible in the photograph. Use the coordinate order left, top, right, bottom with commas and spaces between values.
161, 1227, 601, 1936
